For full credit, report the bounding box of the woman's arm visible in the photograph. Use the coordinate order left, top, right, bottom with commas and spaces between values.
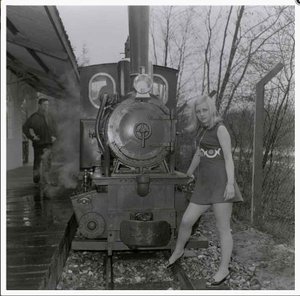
186, 147, 201, 177
217, 125, 235, 200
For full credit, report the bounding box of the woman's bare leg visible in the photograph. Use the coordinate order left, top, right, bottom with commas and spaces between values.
169, 202, 211, 264
212, 202, 233, 281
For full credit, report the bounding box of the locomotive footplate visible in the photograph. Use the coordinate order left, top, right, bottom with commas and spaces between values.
92, 171, 190, 186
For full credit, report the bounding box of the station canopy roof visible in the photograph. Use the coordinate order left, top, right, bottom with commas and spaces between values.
7, 6, 80, 99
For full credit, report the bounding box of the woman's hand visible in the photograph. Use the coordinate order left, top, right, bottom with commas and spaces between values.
224, 183, 235, 200
186, 172, 195, 182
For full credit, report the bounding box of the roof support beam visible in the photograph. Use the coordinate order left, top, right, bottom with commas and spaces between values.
7, 35, 69, 61
44, 6, 80, 82
7, 54, 66, 92
6, 6, 80, 98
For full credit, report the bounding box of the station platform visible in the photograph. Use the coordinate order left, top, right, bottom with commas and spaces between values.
6, 165, 76, 290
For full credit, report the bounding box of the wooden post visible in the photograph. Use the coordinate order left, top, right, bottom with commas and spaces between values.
251, 62, 284, 225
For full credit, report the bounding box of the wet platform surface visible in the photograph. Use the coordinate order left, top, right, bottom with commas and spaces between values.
6, 165, 76, 290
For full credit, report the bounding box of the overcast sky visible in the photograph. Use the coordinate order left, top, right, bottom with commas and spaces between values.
57, 6, 129, 65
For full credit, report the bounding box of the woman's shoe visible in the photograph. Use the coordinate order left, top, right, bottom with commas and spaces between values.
166, 251, 184, 269
208, 271, 230, 286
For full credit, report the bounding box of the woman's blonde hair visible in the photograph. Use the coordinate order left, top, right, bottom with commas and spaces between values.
185, 94, 221, 133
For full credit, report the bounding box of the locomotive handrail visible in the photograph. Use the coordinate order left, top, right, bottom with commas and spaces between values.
95, 93, 108, 154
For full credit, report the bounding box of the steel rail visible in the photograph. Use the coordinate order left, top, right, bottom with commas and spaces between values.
162, 251, 196, 290
103, 254, 114, 290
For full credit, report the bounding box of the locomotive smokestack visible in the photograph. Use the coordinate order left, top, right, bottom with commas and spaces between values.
128, 6, 150, 77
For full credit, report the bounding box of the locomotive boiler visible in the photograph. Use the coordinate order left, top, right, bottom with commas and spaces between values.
71, 6, 201, 254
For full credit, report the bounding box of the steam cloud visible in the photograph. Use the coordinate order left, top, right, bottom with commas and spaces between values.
51, 72, 81, 190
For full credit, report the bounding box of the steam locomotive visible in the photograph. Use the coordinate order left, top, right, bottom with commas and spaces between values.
71, 6, 202, 254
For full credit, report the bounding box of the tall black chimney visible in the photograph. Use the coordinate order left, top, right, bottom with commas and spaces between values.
128, 6, 150, 77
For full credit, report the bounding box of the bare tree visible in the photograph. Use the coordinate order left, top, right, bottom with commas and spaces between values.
76, 43, 90, 67
217, 6, 244, 111
151, 6, 174, 67
151, 5, 295, 239
151, 7, 199, 101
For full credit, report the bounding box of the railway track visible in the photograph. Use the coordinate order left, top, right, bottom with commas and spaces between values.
162, 251, 203, 290
101, 250, 206, 290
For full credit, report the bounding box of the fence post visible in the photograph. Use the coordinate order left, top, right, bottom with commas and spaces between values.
251, 62, 284, 225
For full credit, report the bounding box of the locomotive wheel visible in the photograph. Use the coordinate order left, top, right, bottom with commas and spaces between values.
78, 212, 106, 239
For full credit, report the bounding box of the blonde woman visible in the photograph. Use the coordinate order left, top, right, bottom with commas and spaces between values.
167, 94, 243, 286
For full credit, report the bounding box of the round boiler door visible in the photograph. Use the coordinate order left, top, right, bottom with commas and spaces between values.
107, 97, 171, 167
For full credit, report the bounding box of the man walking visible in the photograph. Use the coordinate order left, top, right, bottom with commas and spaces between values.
23, 98, 57, 186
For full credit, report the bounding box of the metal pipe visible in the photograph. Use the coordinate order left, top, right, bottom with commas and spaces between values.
128, 6, 150, 77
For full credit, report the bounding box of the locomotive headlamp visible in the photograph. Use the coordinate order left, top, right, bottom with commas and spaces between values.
133, 74, 153, 94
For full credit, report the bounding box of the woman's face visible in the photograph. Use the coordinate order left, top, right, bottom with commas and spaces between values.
195, 102, 211, 126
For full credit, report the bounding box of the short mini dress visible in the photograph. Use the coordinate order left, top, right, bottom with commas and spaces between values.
190, 122, 243, 205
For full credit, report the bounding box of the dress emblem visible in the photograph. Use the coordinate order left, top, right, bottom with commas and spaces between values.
200, 148, 221, 158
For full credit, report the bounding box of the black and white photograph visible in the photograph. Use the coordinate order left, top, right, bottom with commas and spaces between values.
1, 0, 298, 294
